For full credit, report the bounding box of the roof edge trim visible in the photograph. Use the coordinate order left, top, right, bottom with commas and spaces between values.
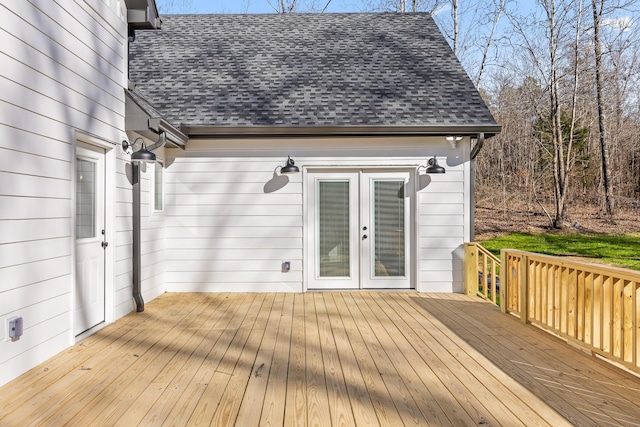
125, 89, 188, 148
184, 125, 502, 139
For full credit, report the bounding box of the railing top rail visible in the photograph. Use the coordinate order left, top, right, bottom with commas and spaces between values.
501, 248, 640, 281
465, 242, 500, 263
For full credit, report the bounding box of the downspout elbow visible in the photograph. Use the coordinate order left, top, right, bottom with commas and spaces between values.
470, 133, 485, 160
146, 130, 166, 152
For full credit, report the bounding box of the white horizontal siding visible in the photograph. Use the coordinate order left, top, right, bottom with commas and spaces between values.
165, 156, 304, 293
167, 248, 302, 260
1, 0, 125, 88
0, 124, 71, 160
0, 0, 127, 387
0, 218, 72, 244
165, 138, 470, 293
0, 196, 71, 220
0, 149, 71, 180
168, 182, 302, 195
0, 238, 70, 269
417, 151, 468, 292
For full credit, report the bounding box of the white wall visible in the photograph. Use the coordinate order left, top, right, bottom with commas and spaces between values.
0, 0, 129, 387
165, 136, 470, 293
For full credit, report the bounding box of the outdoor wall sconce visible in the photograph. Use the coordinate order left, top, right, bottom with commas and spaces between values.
446, 135, 463, 149
278, 156, 299, 174
420, 156, 446, 174
122, 137, 156, 163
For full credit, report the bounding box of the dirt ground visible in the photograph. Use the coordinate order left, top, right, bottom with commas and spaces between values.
474, 199, 640, 240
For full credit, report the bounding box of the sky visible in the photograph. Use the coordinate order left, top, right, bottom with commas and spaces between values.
158, 0, 431, 14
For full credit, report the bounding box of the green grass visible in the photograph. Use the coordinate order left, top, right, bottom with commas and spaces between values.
478, 233, 640, 271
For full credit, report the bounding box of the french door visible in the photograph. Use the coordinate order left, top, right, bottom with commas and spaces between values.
307, 170, 412, 290
75, 144, 106, 335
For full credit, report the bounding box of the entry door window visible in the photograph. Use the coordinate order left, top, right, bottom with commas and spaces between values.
76, 158, 97, 239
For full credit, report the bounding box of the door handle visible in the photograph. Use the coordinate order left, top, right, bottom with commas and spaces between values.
101, 241, 109, 248
362, 234, 368, 240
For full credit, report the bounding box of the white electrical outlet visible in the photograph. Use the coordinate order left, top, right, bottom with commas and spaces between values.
7, 317, 23, 342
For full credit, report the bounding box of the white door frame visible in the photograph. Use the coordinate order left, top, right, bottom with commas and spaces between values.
73, 132, 115, 342
305, 167, 415, 290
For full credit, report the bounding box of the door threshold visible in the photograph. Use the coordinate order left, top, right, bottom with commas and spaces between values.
307, 288, 416, 292
75, 321, 108, 343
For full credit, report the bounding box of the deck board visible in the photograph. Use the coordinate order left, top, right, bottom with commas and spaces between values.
2, 292, 640, 426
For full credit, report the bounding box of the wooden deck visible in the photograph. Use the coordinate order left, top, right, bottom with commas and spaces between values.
2, 292, 640, 426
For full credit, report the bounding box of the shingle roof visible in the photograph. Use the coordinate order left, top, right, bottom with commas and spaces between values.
129, 13, 498, 132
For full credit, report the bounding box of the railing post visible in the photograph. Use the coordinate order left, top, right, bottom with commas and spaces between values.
519, 253, 529, 324
500, 249, 507, 314
464, 243, 477, 297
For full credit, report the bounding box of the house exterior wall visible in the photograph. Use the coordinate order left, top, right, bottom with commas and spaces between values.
164, 136, 471, 293
0, 0, 142, 387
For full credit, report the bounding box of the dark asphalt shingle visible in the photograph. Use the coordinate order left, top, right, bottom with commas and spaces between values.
129, 13, 497, 129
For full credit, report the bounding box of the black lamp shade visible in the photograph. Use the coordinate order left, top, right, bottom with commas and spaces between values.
131, 142, 156, 163
425, 156, 445, 174
281, 156, 299, 174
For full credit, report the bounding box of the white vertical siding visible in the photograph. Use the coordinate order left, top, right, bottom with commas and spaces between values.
0, 0, 127, 387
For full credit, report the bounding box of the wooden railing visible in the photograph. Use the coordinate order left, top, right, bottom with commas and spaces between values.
500, 249, 640, 375
464, 243, 501, 305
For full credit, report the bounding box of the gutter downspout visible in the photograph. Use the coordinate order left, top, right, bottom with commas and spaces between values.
132, 162, 144, 312
131, 131, 165, 312
469, 133, 485, 242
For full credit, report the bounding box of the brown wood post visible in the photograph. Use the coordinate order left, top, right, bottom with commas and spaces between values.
464, 243, 477, 297
519, 253, 529, 324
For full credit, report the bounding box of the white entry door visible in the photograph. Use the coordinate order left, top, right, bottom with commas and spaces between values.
308, 170, 411, 290
75, 144, 106, 335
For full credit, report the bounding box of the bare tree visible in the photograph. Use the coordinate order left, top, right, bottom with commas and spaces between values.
592, 0, 615, 216
475, 0, 508, 88
266, 0, 334, 12
364, 0, 443, 13
451, 0, 459, 55
155, 0, 196, 13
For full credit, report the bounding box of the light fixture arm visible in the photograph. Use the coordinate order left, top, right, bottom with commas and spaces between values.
122, 134, 162, 164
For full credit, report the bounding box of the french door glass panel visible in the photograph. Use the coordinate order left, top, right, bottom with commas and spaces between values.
318, 181, 351, 277
372, 180, 405, 277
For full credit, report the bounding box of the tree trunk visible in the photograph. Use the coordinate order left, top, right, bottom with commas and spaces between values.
592, 0, 615, 216
545, 0, 567, 228
452, 0, 459, 55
